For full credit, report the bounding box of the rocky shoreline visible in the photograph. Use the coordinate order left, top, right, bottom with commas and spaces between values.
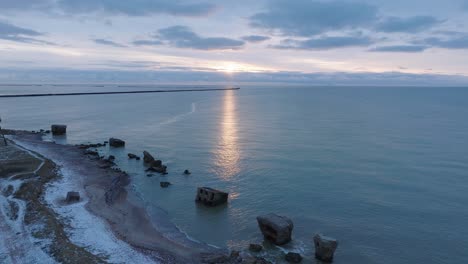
1, 130, 222, 263
1, 129, 282, 264
1, 128, 339, 263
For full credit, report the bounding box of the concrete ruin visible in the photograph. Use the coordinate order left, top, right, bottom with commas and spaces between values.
66, 191, 80, 203
195, 187, 228, 206
51, 124, 67, 135
256, 213, 294, 245
313, 234, 338, 262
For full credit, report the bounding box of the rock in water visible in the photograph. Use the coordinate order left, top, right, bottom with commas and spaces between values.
249, 243, 263, 252
66, 191, 80, 203
160, 182, 171, 188
128, 153, 140, 159
196, 187, 228, 206
313, 234, 338, 262
285, 252, 302, 263
109, 138, 125, 147
51, 124, 67, 135
143, 151, 155, 163
184, 169, 191, 175
256, 213, 294, 245
150, 160, 162, 167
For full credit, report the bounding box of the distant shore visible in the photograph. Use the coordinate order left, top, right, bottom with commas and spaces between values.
0, 130, 233, 263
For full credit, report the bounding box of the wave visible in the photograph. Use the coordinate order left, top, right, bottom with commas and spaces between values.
158, 102, 197, 127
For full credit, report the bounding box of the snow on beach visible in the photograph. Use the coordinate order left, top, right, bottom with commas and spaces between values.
11, 137, 158, 264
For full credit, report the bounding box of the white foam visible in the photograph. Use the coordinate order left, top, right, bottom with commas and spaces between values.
12, 138, 159, 264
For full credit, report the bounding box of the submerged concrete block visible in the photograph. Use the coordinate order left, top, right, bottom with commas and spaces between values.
196, 187, 228, 206
51, 124, 67, 135
257, 213, 293, 245
314, 234, 338, 262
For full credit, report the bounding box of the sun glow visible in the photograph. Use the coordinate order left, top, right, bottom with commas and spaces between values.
214, 61, 272, 74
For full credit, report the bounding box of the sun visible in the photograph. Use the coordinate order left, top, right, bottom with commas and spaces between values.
218, 62, 243, 74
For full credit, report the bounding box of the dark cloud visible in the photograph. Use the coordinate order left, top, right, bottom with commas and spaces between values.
424, 35, 468, 49
369, 45, 429, 52
272, 36, 373, 50
93, 38, 126, 47
156, 25, 244, 50
0, 0, 216, 17
0, 20, 52, 44
57, 0, 216, 16
132, 39, 164, 46
250, 0, 378, 37
376, 16, 441, 33
0, 0, 50, 9
242, 35, 270, 43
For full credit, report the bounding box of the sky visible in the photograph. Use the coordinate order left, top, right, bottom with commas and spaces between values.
1, 0, 468, 85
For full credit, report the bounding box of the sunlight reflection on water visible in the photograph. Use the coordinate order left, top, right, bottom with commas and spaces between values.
214, 90, 241, 181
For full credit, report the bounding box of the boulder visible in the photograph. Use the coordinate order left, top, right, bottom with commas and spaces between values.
285, 252, 302, 263
196, 187, 228, 206
109, 138, 125, 147
146, 165, 167, 174
150, 160, 162, 167
128, 153, 140, 159
51, 124, 67, 135
108, 155, 116, 162
66, 191, 80, 203
249, 243, 263, 252
143, 151, 155, 163
256, 213, 293, 245
85, 149, 99, 156
184, 169, 191, 175
313, 234, 338, 262
160, 182, 171, 188
242, 256, 272, 264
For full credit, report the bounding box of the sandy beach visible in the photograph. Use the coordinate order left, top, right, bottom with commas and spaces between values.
0, 130, 242, 264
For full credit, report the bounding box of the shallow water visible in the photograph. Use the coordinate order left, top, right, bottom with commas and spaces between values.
2, 84, 468, 263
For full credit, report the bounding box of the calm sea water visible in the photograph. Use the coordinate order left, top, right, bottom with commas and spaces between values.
1, 84, 468, 263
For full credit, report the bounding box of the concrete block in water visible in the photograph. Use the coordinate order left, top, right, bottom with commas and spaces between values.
51, 124, 67, 135
196, 187, 228, 206
256, 213, 293, 245
314, 234, 338, 262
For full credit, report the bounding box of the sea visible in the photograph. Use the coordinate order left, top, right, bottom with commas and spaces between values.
1, 84, 467, 263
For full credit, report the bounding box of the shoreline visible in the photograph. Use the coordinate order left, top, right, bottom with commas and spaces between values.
1, 130, 234, 263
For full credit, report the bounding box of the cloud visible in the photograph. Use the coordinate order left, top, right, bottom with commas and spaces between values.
0, 0, 216, 17
0, 0, 50, 10
375, 16, 441, 33
132, 39, 164, 46
272, 36, 373, 50
424, 35, 468, 49
0, 20, 52, 44
93, 38, 126, 47
2, 68, 468, 86
156, 25, 244, 50
369, 45, 429, 52
250, 0, 378, 37
242, 35, 270, 43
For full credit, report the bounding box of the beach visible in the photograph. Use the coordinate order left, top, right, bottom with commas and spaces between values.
0, 130, 239, 264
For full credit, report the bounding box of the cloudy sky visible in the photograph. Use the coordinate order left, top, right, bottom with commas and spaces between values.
1, 0, 468, 84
